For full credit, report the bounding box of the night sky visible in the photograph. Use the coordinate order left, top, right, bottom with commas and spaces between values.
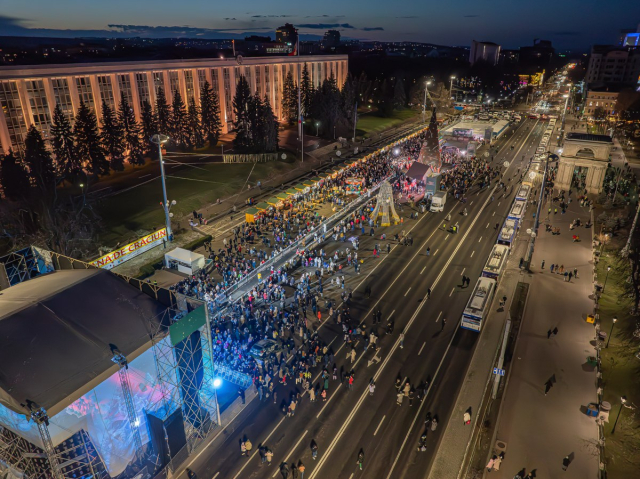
1, 0, 639, 50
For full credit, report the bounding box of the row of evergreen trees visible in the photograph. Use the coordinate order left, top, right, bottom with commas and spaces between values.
232, 75, 279, 153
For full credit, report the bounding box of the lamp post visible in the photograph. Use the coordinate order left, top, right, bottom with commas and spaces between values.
422, 81, 432, 123
606, 316, 618, 348
315, 122, 320, 136
611, 396, 627, 434
603, 265, 612, 292
450, 75, 456, 101
213, 378, 222, 425
150, 134, 173, 240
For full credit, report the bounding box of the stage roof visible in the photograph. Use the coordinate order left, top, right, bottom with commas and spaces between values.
0, 268, 169, 417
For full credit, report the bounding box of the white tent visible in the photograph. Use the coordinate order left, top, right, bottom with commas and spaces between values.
164, 248, 205, 275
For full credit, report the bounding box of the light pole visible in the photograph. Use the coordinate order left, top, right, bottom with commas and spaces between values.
606, 316, 618, 348
450, 75, 456, 101
611, 396, 627, 434
603, 265, 612, 292
422, 81, 432, 123
150, 134, 173, 240
213, 378, 222, 425
315, 122, 320, 136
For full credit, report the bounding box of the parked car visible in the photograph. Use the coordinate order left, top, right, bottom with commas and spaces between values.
249, 339, 281, 365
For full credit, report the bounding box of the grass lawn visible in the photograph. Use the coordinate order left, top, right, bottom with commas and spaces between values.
95, 158, 299, 247
595, 238, 640, 478
355, 109, 419, 137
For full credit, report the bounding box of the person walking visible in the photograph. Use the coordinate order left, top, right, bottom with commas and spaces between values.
298, 462, 306, 479
265, 448, 273, 465
426, 247, 430, 256
399, 332, 405, 349
397, 391, 404, 406
562, 455, 571, 471
441, 317, 447, 330
541, 259, 545, 269
426, 288, 431, 299
280, 462, 291, 479
310, 440, 318, 460
357, 450, 365, 470
368, 380, 375, 396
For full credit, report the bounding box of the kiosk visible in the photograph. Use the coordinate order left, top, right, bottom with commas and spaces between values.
164, 248, 206, 275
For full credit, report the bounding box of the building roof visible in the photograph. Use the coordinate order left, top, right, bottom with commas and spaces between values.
0, 269, 169, 417
565, 132, 613, 143
406, 162, 431, 180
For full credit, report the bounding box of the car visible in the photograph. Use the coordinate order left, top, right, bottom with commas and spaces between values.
528, 114, 538, 119
249, 339, 281, 365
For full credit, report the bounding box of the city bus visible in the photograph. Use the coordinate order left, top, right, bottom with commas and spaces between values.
515, 184, 531, 202
461, 277, 497, 332
482, 244, 510, 279
507, 199, 527, 221
498, 218, 519, 246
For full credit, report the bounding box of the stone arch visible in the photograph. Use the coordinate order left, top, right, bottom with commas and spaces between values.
576, 148, 595, 159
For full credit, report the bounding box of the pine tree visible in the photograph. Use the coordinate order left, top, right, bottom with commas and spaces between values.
301, 63, 314, 119
233, 75, 252, 150
155, 86, 171, 135
393, 77, 407, 110
100, 100, 125, 171
170, 90, 189, 147
140, 100, 158, 157
341, 73, 357, 125
50, 103, 79, 179
24, 125, 56, 194
248, 93, 266, 151
74, 100, 109, 177
118, 92, 145, 165
263, 95, 279, 153
0, 150, 31, 201
282, 71, 298, 125
199, 80, 222, 146
187, 97, 204, 148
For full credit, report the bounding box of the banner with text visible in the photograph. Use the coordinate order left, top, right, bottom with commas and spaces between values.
91, 228, 167, 270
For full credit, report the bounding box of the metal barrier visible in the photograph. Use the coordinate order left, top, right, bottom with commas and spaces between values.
214, 364, 253, 388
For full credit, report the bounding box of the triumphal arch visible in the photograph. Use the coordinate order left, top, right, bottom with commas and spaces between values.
555, 132, 613, 194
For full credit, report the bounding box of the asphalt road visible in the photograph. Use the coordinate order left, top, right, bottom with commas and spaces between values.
180, 118, 547, 479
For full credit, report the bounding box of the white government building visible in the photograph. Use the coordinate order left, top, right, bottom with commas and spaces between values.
0, 54, 348, 155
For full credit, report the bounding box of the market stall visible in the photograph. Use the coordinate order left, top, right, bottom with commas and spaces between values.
245, 207, 260, 223
164, 248, 205, 275
345, 177, 365, 195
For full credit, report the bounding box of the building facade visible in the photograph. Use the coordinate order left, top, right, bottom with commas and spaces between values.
585, 45, 640, 86
583, 87, 619, 117
469, 40, 501, 66
0, 54, 348, 155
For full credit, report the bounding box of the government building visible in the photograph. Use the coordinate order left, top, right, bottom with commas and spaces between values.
0, 54, 348, 155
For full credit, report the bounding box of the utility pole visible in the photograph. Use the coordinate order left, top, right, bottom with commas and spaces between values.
353, 101, 358, 141
297, 38, 304, 163
151, 134, 173, 240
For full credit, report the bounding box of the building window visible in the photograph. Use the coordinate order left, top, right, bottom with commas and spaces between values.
256, 66, 262, 97
75, 76, 95, 110
197, 69, 208, 92
25, 79, 52, 139
223, 68, 233, 123
274, 64, 280, 117
211, 69, 220, 93
265, 66, 270, 101
136, 73, 150, 110
0, 81, 28, 152
51, 78, 74, 122
152, 72, 164, 96
184, 70, 195, 104
169, 71, 180, 95
97, 75, 115, 110
117, 74, 133, 107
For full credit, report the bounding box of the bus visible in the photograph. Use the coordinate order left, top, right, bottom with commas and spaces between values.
461, 277, 498, 332
498, 218, 519, 246
515, 184, 531, 202
508, 199, 527, 221
482, 244, 510, 279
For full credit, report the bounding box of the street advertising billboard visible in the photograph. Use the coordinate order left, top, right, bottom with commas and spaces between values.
91, 228, 168, 270
452, 128, 473, 138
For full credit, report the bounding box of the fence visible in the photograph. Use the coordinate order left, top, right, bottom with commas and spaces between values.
223, 153, 278, 163
214, 364, 253, 388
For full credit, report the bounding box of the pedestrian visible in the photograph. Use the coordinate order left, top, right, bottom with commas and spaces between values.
441, 317, 447, 330
357, 450, 365, 470
310, 440, 318, 460
547, 329, 552, 339
550, 263, 555, 273
266, 448, 273, 465
552, 327, 558, 336
399, 332, 405, 349
463, 410, 471, 425
280, 462, 290, 479
562, 455, 571, 471
544, 379, 553, 396
241, 441, 247, 456
426, 247, 430, 256
486, 455, 496, 472
369, 380, 375, 396
245, 438, 252, 454
397, 391, 403, 406
238, 388, 245, 405
298, 462, 305, 479
426, 288, 431, 299
541, 259, 545, 269
309, 388, 316, 402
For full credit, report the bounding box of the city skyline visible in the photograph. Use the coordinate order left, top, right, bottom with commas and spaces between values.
1, 0, 639, 50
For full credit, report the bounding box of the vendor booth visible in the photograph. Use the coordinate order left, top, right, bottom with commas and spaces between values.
164, 247, 205, 275
245, 207, 260, 223
345, 177, 365, 195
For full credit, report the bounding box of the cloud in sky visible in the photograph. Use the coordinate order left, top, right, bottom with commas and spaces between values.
251, 15, 291, 18
362, 27, 384, 31
224, 18, 236, 21
298, 23, 356, 29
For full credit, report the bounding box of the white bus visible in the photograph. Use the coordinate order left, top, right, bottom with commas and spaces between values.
498, 218, 519, 246
508, 199, 527, 221
482, 244, 510, 279
516, 184, 531, 201
461, 277, 497, 332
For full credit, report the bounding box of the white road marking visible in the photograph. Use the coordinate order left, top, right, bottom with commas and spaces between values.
471, 250, 475, 258
449, 287, 455, 297
420, 266, 426, 274
387, 310, 396, 321
460, 268, 466, 276
418, 342, 426, 356
486, 222, 489, 229
434, 248, 439, 256
479, 236, 483, 242
445, 235, 450, 241
470, 200, 474, 205
497, 201, 501, 206
213, 474, 219, 479
373, 415, 386, 436
272, 430, 308, 478
140, 174, 151, 179
404, 287, 411, 297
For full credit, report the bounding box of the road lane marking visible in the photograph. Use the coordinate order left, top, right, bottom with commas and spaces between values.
470, 200, 474, 205
232, 417, 286, 479
387, 310, 396, 321
493, 211, 496, 216
498, 201, 501, 206
404, 287, 411, 297
449, 288, 455, 297
420, 266, 426, 274
486, 222, 489, 229
309, 176, 500, 479
272, 430, 308, 478
478, 236, 482, 243
418, 342, 426, 356
436, 311, 442, 323
471, 250, 475, 258
460, 267, 465, 276
140, 174, 151, 179
434, 248, 439, 256
213, 474, 219, 479
373, 415, 386, 436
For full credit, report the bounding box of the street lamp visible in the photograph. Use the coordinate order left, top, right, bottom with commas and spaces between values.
422, 81, 432, 123
611, 396, 627, 434
450, 75, 456, 100
603, 265, 612, 292
315, 121, 320, 136
606, 316, 618, 348
213, 378, 222, 425
150, 134, 174, 241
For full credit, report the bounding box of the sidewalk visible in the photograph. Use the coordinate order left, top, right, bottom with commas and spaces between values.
488, 198, 599, 478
